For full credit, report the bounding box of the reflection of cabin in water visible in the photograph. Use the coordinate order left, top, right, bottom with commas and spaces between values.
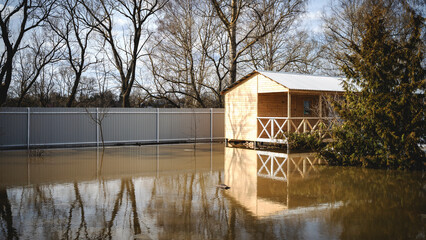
221, 71, 345, 145
224, 147, 332, 218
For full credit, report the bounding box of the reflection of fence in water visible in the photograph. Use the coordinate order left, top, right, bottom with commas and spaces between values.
0, 143, 223, 187
257, 151, 321, 182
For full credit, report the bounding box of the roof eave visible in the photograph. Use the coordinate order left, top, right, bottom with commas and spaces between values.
220, 70, 259, 95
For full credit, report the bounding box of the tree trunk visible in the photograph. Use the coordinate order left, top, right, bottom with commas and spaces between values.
229, 29, 237, 85
121, 92, 131, 107
66, 73, 82, 107
229, 0, 238, 85
0, 60, 13, 106
0, 87, 9, 106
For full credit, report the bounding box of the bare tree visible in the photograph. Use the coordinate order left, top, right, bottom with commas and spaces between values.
202, 22, 229, 107
144, 0, 223, 108
209, 0, 306, 84
86, 107, 108, 148
248, 29, 324, 74
12, 29, 62, 106
49, 0, 97, 107
0, 0, 55, 106
321, 0, 364, 75
32, 64, 57, 106
77, 59, 117, 107
80, 0, 167, 107
93, 60, 112, 100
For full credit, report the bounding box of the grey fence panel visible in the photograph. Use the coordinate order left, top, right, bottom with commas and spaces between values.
30, 111, 96, 145
0, 110, 27, 147
159, 109, 212, 141
159, 113, 195, 140
213, 112, 225, 138
102, 111, 157, 143
0, 108, 224, 149
195, 113, 211, 139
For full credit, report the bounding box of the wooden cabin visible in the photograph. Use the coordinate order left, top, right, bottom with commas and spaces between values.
221, 71, 345, 146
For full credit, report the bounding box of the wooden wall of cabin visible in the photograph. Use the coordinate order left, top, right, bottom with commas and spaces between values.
257, 93, 320, 118
257, 93, 287, 117
225, 76, 258, 141
257, 75, 287, 93
292, 95, 319, 117
257, 93, 326, 136
292, 94, 319, 130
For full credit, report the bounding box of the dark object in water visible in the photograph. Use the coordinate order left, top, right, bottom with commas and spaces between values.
216, 184, 230, 190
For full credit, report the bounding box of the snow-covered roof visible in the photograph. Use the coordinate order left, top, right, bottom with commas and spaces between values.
258, 71, 345, 92
221, 70, 345, 94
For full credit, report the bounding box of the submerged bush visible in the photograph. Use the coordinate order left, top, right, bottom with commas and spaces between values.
319, 124, 425, 170
277, 131, 326, 152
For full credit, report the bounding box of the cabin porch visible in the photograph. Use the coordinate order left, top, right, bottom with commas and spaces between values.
256, 92, 338, 143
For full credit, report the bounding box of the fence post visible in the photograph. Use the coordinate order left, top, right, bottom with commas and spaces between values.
96, 108, 99, 147
210, 108, 213, 142
27, 107, 30, 150
156, 108, 160, 143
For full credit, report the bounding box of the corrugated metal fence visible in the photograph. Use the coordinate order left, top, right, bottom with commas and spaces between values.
0, 108, 224, 149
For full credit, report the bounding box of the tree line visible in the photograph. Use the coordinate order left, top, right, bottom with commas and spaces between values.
1, 0, 423, 109
1, 0, 327, 108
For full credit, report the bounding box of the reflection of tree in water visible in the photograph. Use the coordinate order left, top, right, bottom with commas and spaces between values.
2, 152, 423, 240
325, 168, 425, 240
0, 188, 18, 240
63, 182, 89, 239
142, 170, 285, 240
1, 177, 145, 239
96, 178, 143, 239
145, 172, 230, 239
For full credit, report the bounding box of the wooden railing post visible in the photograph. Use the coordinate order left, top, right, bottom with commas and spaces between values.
287, 92, 291, 133
302, 119, 306, 133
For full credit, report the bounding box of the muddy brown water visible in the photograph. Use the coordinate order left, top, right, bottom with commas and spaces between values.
0, 143, 424, 239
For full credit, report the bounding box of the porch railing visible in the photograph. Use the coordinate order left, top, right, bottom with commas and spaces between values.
257, 117, 340, 143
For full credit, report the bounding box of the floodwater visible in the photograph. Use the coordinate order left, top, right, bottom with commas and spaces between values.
0, 144, 424, 240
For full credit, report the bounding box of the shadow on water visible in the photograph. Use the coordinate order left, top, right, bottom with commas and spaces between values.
0, 144, 424, 239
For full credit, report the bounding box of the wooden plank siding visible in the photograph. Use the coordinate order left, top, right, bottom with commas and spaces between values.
258, 75, 288, 93
292, 95, 319, 117
225, 75, 258, 141
258, 93, 287, 117
257, 93, 320, 117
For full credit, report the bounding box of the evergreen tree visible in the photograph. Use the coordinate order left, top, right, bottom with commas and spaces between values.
322, 0, 425, 170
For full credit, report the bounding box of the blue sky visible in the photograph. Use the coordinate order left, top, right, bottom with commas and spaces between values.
302, 0, 330, 33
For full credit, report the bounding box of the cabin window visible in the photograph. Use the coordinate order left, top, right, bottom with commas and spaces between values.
304, 100, 310, 115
